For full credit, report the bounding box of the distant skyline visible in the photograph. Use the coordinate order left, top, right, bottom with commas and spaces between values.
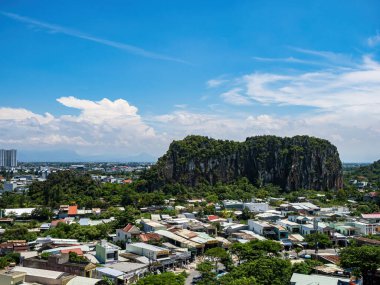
0, 1, 380, 162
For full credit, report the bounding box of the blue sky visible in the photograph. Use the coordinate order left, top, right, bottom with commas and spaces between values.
0, 1, 380, 162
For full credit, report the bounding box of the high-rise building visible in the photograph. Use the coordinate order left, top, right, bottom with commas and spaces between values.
0, 149, 17, 168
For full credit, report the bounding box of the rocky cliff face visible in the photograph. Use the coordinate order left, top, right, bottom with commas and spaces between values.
154, 135, 343, 191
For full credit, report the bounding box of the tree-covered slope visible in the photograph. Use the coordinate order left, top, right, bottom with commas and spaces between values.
349, 160, 380, 187
149, 135, 343, 191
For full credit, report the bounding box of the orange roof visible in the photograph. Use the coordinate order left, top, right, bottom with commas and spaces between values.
68, 205, 78, 215
51, 219, 66, 227
208, 215, 220, 221
61, 248, 83, 256
122, 224, 134, 232
139, 233, 161, 242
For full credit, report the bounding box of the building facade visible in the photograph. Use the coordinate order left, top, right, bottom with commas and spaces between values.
0, 149, 17, 168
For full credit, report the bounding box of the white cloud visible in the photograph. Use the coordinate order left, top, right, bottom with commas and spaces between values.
368, 33, 380, 47
220, 88, 252, 105
0, 97, 161, 158
207, 79, 228, 88
0, 11, 187, 63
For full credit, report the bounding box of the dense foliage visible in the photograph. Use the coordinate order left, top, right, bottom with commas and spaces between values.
136, 272, 187, 285
143, 135, 343, 191
0, 252, 21, 269
348, 160, 380, 187
219, 257, 292, 285
304, 233, 332, 249
340, 245, 380, 284
1, 225, 37, 242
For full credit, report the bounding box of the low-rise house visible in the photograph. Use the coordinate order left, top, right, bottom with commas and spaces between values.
290, 273, 351, 285
23, 252, 97, 278
222, 223, 249, 235
272, 224, 289, 240
0, 270, 26, 285
289, 215, 312, 225
361, 212, 380, 223
352, 221, 377, 235
95, 240, 120, 264
115, 224, 141, 243
329, 222, 357, 236
106, 262, 149, 283
95, 267, 125, 284
141, 220, 167, 232
277, 219, 301, 233
40, 223, 51, 231
300, 223, 316, 235
125, 242, 170, 261
248, 220, 277, 239
281, 202, 320, 215
12, 266, 73, 285
155, 229, 204, 254
4, 208, 35, 218
222, 200, 244, 210
243, 202, 269, 212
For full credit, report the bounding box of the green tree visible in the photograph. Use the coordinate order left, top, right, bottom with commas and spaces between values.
31, 207, 54, 221
205, 247, 229, 272
340, 245, 380, 284
220, 257, 292, 285
294, 247, 302, 258
292, 260, 323, 275
304, 233, 332, 250
196, 261, 217, 285
136, 272, 186, 285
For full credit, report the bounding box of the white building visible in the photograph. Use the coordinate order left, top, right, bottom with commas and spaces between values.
277, 219, 301, 233
243, 202, 269, 212
125, 242, 170, 261
248, 220, 272, 235
353, 221, 377, 235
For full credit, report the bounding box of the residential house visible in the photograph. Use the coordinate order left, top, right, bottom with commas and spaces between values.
141, 220, 167, 233
115, 224, 141, 243
125, 242, 170, 261
277, 219, 301, 233
248, 220, 277, 239
95, 240, 120, 264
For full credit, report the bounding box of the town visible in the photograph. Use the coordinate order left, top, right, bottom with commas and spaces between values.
0, 149, 379, 285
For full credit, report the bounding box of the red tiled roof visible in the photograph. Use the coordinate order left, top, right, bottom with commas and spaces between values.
208, 215, 220, 221
51, 219, 66, 227
68, 205, 78, 215
123, 224, 134, 233
139, 233, 161, 242
61, 248, 83, 256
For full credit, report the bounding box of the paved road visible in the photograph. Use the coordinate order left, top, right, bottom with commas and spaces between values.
185, 268, 201, 285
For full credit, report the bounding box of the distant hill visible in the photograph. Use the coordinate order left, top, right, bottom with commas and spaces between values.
349, 160, 380, 186
145, 135, 343, 191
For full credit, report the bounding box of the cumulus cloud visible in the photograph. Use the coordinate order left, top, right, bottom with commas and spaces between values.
204, 54, 380, 161
0, 97, 161, 158
1, 49, 380, 161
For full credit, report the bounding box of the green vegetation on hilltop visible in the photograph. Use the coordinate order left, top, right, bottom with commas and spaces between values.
146, 135, 343, 191
346, 159, 380, 187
